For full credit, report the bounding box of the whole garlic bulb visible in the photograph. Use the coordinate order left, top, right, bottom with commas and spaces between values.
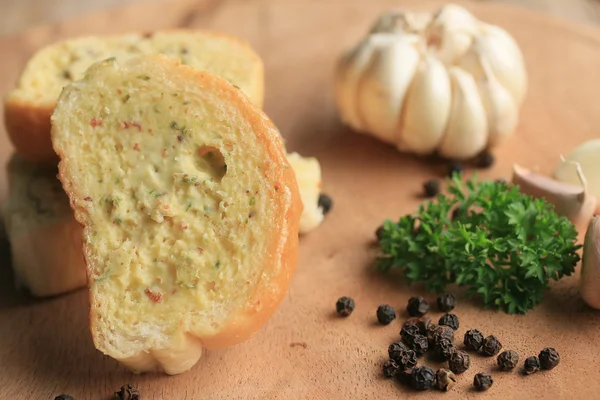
334, 4, 528, 160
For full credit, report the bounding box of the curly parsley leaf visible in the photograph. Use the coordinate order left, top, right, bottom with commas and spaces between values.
377, 174, 581, 314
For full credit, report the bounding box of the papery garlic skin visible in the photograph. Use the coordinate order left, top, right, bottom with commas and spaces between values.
554, 139, 600, 206
512, 164, 596, 227
581, 216, 600, 310
334, 3, 528, 160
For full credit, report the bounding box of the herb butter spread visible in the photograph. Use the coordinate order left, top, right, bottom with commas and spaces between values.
51, 54, 301, 375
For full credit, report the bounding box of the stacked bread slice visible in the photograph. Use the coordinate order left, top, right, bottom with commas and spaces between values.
3, 30, 329, 299
1, 30, 330, 374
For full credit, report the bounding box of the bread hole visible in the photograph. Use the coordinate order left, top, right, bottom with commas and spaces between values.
196, 146, 227, 182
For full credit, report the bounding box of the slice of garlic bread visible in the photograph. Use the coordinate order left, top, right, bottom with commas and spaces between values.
50, 54, 301, 375
2, 154, 86, 297
6, 30, 264, 163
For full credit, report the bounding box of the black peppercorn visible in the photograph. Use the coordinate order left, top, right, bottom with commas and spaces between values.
317, 194, 333, 215
376, 304, 396, 325
411, 366, 436, 390
433, 325, 455, 345
435, 338, 457, 361
497, 350, 519, 371
448, 350, 471, 374
426, 323, 439, 345
406, 296, 429, 317
401, 322, 421, 343
388, 341, 409, 361
481, 335, 502, 356
473, 373, 493, 391
463, 329, 485, 351
396, 367, 414, 386
405, 316, 431, 335
539, 348, 560, 370
436, 368, 457, 392
524, 356, 541, 375
410, 334, 429, 356
447, 161, 463, 178
375, 225, 384, 241
54, 396, 75, 400
476, 151, 495, 169
335, 296, 355, 317
436, 293, 456, 312
397, 349, 418, 371
382, 359, 401, 378
438, 313, 459, 331
423, 180, 440, 198
115, 384, 140, 400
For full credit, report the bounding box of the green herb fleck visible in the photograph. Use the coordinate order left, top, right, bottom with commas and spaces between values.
154, 192, 166, 198
182, 176, 197, 184
376, 174, 582, 315
183, 100, 191, 105
123, 94, 131, 103
114, 217, 123, 225
170, 121, 188, 137
137, 75, 151, 81
249, 197, 256, 206
214, 261, 221, 269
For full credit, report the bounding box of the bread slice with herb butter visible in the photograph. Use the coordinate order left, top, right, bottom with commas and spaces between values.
1, 154, 86, 297
5, 29, 264, 164
51, 54, 302, 375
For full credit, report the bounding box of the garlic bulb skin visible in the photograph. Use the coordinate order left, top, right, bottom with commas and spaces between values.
581, 216, 600, 309
334, 3, 528, 160
400, 54, 451, 154
437, 67, 488, 159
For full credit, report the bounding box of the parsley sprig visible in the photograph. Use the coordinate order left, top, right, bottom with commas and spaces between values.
377, 174, 582, 314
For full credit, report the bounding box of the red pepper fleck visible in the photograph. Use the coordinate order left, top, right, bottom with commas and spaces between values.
197, 247, 204, 254
177, 135, 184, 142
148, 129, 153, 133
90, 118, 103, 127
84, 196, 92, 201
179, 222, 188, 230
171, 289, 177, 295
117, 89, 122, 94
144, 288, 162, 303
162, 148, 168, 157
122, 121, 142, 132
133, 143, 140, 151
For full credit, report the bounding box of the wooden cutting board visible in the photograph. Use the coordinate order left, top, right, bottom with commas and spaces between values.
2, 0, 600, 398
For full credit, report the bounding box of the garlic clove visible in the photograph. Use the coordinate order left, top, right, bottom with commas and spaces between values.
399, 54, 452, 154
512, 164, 597, 226
581, 216, 600, 310
554, 139, 600, 204
459, 50, 519, 147
334, 37, 377, 132
369, 9, 432, 35
472, 24, 528, 107
356, 34, 420, 144
437, 67, 488, 160
426, 4, 481, 65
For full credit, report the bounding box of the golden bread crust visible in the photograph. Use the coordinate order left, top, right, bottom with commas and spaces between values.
51, 54, 300, 374
6, 29, 264, 164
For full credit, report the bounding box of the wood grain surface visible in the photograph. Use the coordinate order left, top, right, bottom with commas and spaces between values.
2, 0, 600, 399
